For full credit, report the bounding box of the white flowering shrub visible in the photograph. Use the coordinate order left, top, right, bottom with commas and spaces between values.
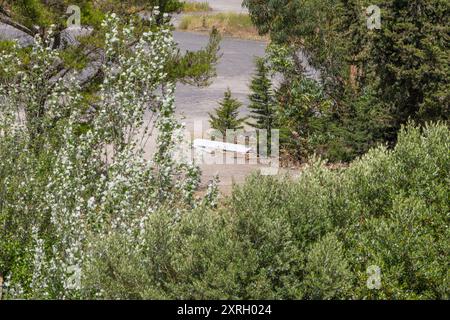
0, 11, 212, 299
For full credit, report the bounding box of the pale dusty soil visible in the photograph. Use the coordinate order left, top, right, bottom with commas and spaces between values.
163, 1, 281, 193
171, 32, 271, 194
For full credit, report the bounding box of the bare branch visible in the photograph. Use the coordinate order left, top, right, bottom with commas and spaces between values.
0, 14, 37, 37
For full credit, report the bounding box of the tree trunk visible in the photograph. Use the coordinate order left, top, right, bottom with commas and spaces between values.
349, 64, 358, 88
0, 273, 3, 300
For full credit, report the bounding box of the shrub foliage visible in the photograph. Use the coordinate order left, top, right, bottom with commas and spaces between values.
84, 123, 449, 300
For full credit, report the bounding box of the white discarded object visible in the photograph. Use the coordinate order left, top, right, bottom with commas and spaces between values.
193, 139, 252, 154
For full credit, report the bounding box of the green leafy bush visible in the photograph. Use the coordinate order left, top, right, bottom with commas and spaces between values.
84, 122, 449, 300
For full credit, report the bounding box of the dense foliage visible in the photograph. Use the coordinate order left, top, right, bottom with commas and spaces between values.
84, 122, 449, 300
0, 1, 448, 301
0, 0, 221, 92
0, 11, 217, 299
243, 0, 449, 161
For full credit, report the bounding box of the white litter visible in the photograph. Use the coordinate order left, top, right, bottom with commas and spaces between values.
193, 139, 252, 154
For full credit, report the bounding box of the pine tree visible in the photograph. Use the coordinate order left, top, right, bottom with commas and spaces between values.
209, 88, 246, 136
248, 58, 276, 131
247, 57, 276, 155
0, 1, 221, 87
369, 0, 450, 132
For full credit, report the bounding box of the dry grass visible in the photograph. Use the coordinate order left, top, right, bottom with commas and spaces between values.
182, 1, 212, 12
178, 13, 266, 41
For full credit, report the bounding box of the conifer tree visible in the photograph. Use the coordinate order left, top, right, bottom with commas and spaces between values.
209, 88, 246, 136
247, 58, 276, 132
247, 57, 276, 154
0, 1, 221, 87
369, 0, 450, 130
